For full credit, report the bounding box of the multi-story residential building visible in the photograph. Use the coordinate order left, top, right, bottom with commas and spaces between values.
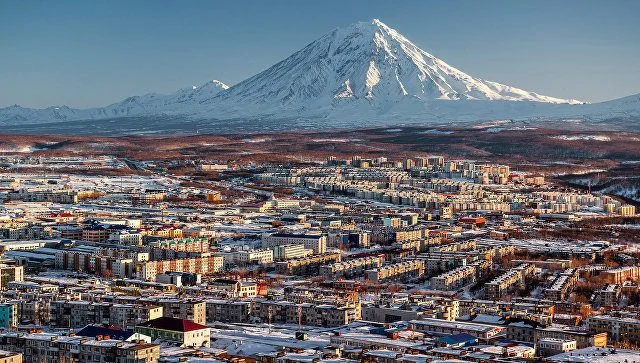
262, 233, 327, 254
587, 315, 640, 343
6, 190, 78, 204
55, 250, 118, 277
457, 299, 554, 317
506, 322, 607, 349
0, 331, 159, 363
598, 284, 621, 307
150, 238, 210, 252
109, 304, 164, 330
0, 350, 21, 363
326, 231, 371, 249
0, 265, 23, 288
275, 253, 341, 276
362, 299, 459, 323
272, 244, 313, 260
430, 264, 477, 291
135, 254, 224, 281
598, 266, 640, 284
49, 301, 164, 329
139, 299, 206, 325
319, 256, 384, 279
108, 230, 142, 246
0, 303, 18, 329
543, 268, 578, 301
82, 225, 111, 242
206, 300, 251, 324
485, 263, 534, 300
154, 271, 201, 287
208, 279, 257, 297
365, 260, 425, 283
537, 338, 577, 356
232, 248, 274, 265
617, 204, 636, 216
250, 300, 361, 327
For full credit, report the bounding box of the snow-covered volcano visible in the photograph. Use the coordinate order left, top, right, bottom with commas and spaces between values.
214, 19, 581, 111
1, 18, 638, 132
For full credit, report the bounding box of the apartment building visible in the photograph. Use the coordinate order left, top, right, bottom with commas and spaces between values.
206, 300, 251, 324
0, 303, 17, 329
326, 231, 371, 249
55, 250, 119, 277
0, 265, 23, 288
275, 253, 341, 275
365, 260, 425, 283
0, 331, 159, 363
141, 299, 206, 325
251, 300, 361, 327
430, 264, 477, 291
262, 233, 327, 254
49, 301, 164, 329
151, 237, 210, 253
587, 315, 640, 343
537, 338, 577, 356
135, 254, 224, 281
598, 284, 621, 307
232, 248, 274, 265
272, 244, 313, 260
0, 351, 21, 363
506, 322, 607, 349
431, 240, 477, 253
457, 299, 554, 317
319, 256, 384, 279
544, 268, 578, 301
82, 225, 111, 242
208, 279, 258, 297
108, 230, 143, 246
617, 204, 636, 216
363, 299, 459, 323
109, 304, 164, 330
6, 189, 78, 204
485, 263, 534, 300
598, 266, 640, 284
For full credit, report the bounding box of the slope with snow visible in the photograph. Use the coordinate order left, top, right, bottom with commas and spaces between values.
207, 19, 582, 119
0, 80, 229, 125
0, 19, 638, 131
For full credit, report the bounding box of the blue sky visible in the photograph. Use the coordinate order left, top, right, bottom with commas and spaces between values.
1, 0, 639, 108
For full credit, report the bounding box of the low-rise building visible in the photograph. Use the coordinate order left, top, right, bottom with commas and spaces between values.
135, 317, 211, 348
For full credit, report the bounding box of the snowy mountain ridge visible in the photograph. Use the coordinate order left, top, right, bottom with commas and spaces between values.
0, 19, 638, 130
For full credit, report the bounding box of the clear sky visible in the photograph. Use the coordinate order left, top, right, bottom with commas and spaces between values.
1, 0, 639, 108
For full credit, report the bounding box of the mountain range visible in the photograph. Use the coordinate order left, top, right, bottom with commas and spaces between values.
1, 19, 639, 133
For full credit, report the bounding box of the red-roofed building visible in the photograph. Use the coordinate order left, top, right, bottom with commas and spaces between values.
459, 216, 486, 226
135, 317, 210, 347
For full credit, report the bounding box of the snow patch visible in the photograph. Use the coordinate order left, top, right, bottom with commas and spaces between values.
552, 135, 611, 141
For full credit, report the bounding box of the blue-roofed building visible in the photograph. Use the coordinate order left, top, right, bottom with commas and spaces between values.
76, 325, 151, 343
438, 333, 478, 348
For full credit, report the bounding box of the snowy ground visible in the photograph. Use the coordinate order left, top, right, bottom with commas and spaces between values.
209, 324, 331, 357
547, 347, 640, 362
